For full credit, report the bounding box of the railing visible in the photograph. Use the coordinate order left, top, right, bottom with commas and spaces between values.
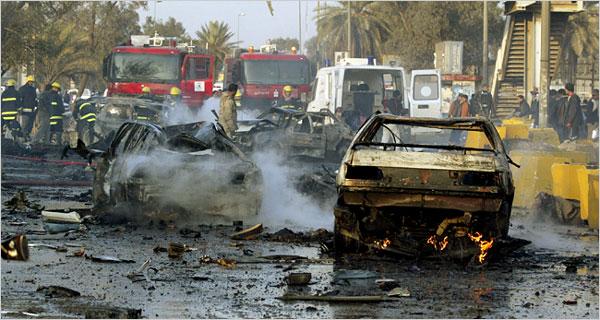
491, 15, 513, 99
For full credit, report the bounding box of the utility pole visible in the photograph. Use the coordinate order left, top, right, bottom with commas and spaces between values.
539, 1, 550, 128
347, 1, 351, 53
316, 0, 321, 67
298, 0, 302, 54
482, 0, 488, 86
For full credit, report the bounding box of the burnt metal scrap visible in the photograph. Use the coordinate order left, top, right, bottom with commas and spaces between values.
334, 115, 517, 262
235, 107, 354, 162
89, 120, 262, 221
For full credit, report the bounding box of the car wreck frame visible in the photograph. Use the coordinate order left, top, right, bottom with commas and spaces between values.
334, 114, 515, 260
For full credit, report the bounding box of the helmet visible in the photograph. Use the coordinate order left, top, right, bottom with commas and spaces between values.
26, 75, 35, 82
5, 79, 16, 86
142, 87, 151, 94
170, 87, 181, 96
51, 82, 61, 89
283, 85, 293, 93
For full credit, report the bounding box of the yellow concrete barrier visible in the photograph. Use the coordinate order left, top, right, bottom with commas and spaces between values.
528, 128, 560, 146
502, 117, 533, 127
510, 150, 570, 208
577, 168, 599, 227
496, 126, 507, 140
503, 124, 529, 140
551, 163, 587, 201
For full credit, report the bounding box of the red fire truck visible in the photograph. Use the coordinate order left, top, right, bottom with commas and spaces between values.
225, 45, 311, 110
102, 34, 215, 108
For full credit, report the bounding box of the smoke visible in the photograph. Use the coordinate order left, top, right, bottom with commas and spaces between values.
162, 96, 221, 126
251, 149, 334, 231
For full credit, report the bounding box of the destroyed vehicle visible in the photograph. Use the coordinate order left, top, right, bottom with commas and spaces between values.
92, 121, 262, 222
235, 107, 354, 162
94, 96, 171, 140
334, 115, 515, 261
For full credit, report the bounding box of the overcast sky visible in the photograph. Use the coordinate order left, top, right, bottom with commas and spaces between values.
138, 0, 323, 51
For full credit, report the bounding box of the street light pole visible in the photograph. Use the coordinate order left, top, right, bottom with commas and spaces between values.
237, 12, 245, 48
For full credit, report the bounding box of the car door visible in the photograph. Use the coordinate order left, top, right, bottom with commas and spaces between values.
409, 69, 442, 118
180, 55, 214, 107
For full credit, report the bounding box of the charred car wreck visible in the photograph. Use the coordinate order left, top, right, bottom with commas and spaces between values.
234, 107, 353, 162
334, 115, 515, 262
92, 121, 262, 222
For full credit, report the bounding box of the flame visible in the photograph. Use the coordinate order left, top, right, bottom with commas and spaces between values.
374, 238, 391, 249
468, 232, 494, 264
426, 235, 449, 251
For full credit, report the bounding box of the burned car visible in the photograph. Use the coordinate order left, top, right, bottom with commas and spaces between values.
92, 121, 262, 222
235, 107, 353, 162
93, 96, 170, 140
334, 115, 515, 262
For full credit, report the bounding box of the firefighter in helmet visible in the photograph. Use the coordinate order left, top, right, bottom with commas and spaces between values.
274, 85, 302, 110
18, 75, 37, 140
73, 91, 97, 144
48, 82, 64, 144
166, 87, 182, 107
1, 79, 22, 138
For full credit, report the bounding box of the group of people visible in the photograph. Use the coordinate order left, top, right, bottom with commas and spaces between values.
449, 84, 495, 119
548, 84, 598, 141
1, 76, 69, 144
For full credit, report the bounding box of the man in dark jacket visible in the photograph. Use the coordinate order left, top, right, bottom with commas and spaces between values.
514, 95, 530, 117
530, 87, 540, 127
18, 75, 37, 139
478, 84, 494, 118
548, 89, 559, 131
469, 94, 481, 116
563, 83, 583, 140
1, 79, 22, 138
555, 89, 569, 141
47, 82, 64, 144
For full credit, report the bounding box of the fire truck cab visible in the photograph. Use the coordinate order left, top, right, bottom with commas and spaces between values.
224, 45, 311, 110
102, 34, 215, 108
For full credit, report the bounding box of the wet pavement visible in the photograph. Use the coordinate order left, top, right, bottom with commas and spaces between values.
1, 153, 599, 319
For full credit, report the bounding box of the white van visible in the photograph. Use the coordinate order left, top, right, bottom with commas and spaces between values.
307, 65, 442, 119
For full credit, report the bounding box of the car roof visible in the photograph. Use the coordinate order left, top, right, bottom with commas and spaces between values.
372, 114, 493, 127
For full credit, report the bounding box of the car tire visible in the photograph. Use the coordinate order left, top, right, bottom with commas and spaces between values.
496, 201, 512, 238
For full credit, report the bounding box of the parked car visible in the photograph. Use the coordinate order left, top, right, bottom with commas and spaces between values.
234, 107, 354, 162
334, 114, 516, 261
92, 121, 262, 222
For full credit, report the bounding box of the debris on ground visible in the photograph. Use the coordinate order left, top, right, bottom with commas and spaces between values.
42, 211, 81, 224
263, 228, 332, 243
179, 228, 202, 239
387, 287, 410, 297
83, 306, 142, 319
85, 255, 135, 263
43, 223, 82, 234
36, 285, 81, 298
333, 269, 378, 281
277, 294, 392, 303
230, 223, 263, 240
198, 255, 237, 268
3, 190, 42, 213
168, 242, 186, 259
375, 279, 399, 290
285, 272, 312, 286
533, 192, 583, 225
1, 234, 29, 261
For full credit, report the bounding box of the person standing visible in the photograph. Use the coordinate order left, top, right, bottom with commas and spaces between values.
529, 88, 540, 127
478, 84, 495, 118
18, 75, 38, 140
547, 89, 559, 132
1, 79, 22, 138
449, 94, 470, 118
73, 93, 96, 145
48, 82, 64, 144
469, 93, 481, 116
218, 83, 238, 137
563, 83, 583, 140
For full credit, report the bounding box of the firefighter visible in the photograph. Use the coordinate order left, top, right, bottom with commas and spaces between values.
18, 75, 37, 139
274, 85, 302, 109
74, 93, 96, 144
1, 79, 22, 138
48, 82, 64, 144
166, 87, 182, 107
218, 83, 238, 137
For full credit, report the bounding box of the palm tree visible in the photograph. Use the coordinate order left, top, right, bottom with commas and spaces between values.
315, 1, 391, 60
195, 21, 236, 71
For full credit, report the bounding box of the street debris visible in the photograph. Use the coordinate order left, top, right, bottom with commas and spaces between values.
231, 223, 263, 240
83, 306, 142, 319
198, 255, 237, 268
168, 242, 186, 259
277, 294, 393, 303
533, 192, 583, 225
387, 287, 411, 297
41, 211, 81, 224
334, 269, 378, 281
285, 272, 312, 286
375, 279, 399, 290
179, 228, 202, 238
85, 255, 135, 263
43, 223, 82, 234
3, 190, 42, 213
263, 228, 332, 243
36, 285, 81, 298
1, 234, 29, 261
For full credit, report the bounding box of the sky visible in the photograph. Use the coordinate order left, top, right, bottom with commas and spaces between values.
138, 0, 325, 52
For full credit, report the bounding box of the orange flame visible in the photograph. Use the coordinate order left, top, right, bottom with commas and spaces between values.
426, 235, 449, 251
468, 232, 494, 264
374, 238, 391, 249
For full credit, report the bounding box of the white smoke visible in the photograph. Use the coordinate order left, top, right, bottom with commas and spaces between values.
163, 96, 221, 126
251, 149, 334, 230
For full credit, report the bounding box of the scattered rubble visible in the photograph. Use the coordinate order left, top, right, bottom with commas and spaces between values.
285, 272, 312, 286
230, 224, 263, 240
36, 285, 81, 298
